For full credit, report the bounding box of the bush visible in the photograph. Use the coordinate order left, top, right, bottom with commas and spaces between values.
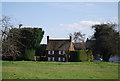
86, 50, 94, 61
69, 50, 82, 62
79, 50, 87, 61
24, 49, 35, 61
69, 50, 93, 62
69, 51, 79, 62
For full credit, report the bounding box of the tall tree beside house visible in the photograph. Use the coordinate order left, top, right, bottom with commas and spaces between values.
19, 28, 44, 60
91, 23, 119, 61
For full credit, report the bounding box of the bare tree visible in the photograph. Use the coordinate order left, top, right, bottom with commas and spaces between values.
70, 31, 86, 50
0, 16, 22, 60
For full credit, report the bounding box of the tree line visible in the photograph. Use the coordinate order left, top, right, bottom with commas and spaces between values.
71, 23, 120, 61
1, 16, 120, 61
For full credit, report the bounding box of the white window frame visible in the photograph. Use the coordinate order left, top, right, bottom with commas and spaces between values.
48, 51, 51, 54
52, 57, 54, 61
59, 51, 61, 55
52, 51, 54, 54
63, 57, 65, 61
48, 57, 50, 61
58, 57, 61, 61
48, 51, 54, 55
59, 51, 65, 55
63, 51, 65, 54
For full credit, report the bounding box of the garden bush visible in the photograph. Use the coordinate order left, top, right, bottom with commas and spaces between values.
24, 49, 35, 61
69, 50, 93, 62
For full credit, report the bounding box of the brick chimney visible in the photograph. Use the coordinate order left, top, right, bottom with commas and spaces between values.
47, 36, 49, 44
19, 24, 23, 28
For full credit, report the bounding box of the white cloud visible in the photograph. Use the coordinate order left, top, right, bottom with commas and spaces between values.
98, 17, 118, 24
59, 20, 101, 31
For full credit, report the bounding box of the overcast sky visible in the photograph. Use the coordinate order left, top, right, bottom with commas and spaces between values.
2, 2, 118, 44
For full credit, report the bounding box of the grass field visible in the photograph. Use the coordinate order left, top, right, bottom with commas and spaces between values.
2, 61, 119, 79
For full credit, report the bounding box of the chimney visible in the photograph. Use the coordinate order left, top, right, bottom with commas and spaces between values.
47, 36, 49, 44
19, 24, 23, 28
70, 36, 72, 42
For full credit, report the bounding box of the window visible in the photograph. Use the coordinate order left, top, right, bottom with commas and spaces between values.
48, 57, 55, 61
63, 57, 65, 61
48, 51, 54, 54
52, 51, 54, 54
63, 51, 65, 54
60, 57, 65, 61
52, 57, 54, 61
48, 57, 50, 61
59, 51, 61, 54
59, 51, 65, 55
58, 57, 61, 61
48, 51, 51, 54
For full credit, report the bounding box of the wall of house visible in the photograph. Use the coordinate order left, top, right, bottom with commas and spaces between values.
46, 50, 69, 62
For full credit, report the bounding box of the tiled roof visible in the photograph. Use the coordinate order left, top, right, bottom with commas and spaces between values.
85, 40, 95, 49
73, 43, 86, 50
46, 39, 71, 51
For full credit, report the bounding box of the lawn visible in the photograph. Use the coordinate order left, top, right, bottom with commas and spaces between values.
2, 61, 119, 79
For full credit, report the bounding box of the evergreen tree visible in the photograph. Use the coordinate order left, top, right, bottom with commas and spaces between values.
92, 23, 119, 61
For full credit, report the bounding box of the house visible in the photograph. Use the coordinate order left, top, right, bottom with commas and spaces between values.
73, 42, 86, 50
46, 36, 74, 62
85, 38, 95, 50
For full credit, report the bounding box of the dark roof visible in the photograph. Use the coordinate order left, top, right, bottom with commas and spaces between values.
85, 40, 95, 49
73, 43, 85, 50
46, 39, 71, 51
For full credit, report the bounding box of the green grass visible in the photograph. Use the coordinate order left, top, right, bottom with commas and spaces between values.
2, 61, 119, 79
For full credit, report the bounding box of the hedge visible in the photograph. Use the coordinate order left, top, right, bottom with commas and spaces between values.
69, 50, 93, 62
86, 50, 94, 61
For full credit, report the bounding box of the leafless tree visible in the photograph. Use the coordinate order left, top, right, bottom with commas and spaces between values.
0, 16, 22, 60
70, 31, 86, 50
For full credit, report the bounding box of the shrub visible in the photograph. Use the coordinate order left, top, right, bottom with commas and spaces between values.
79, 50, 87, 61
24, 49, 35, 61
69, 50, 93, 62
69, 51, 79, 62
86, 50, 94, 61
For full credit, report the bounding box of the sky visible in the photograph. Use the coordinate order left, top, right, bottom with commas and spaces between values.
2, 2, 118, 44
